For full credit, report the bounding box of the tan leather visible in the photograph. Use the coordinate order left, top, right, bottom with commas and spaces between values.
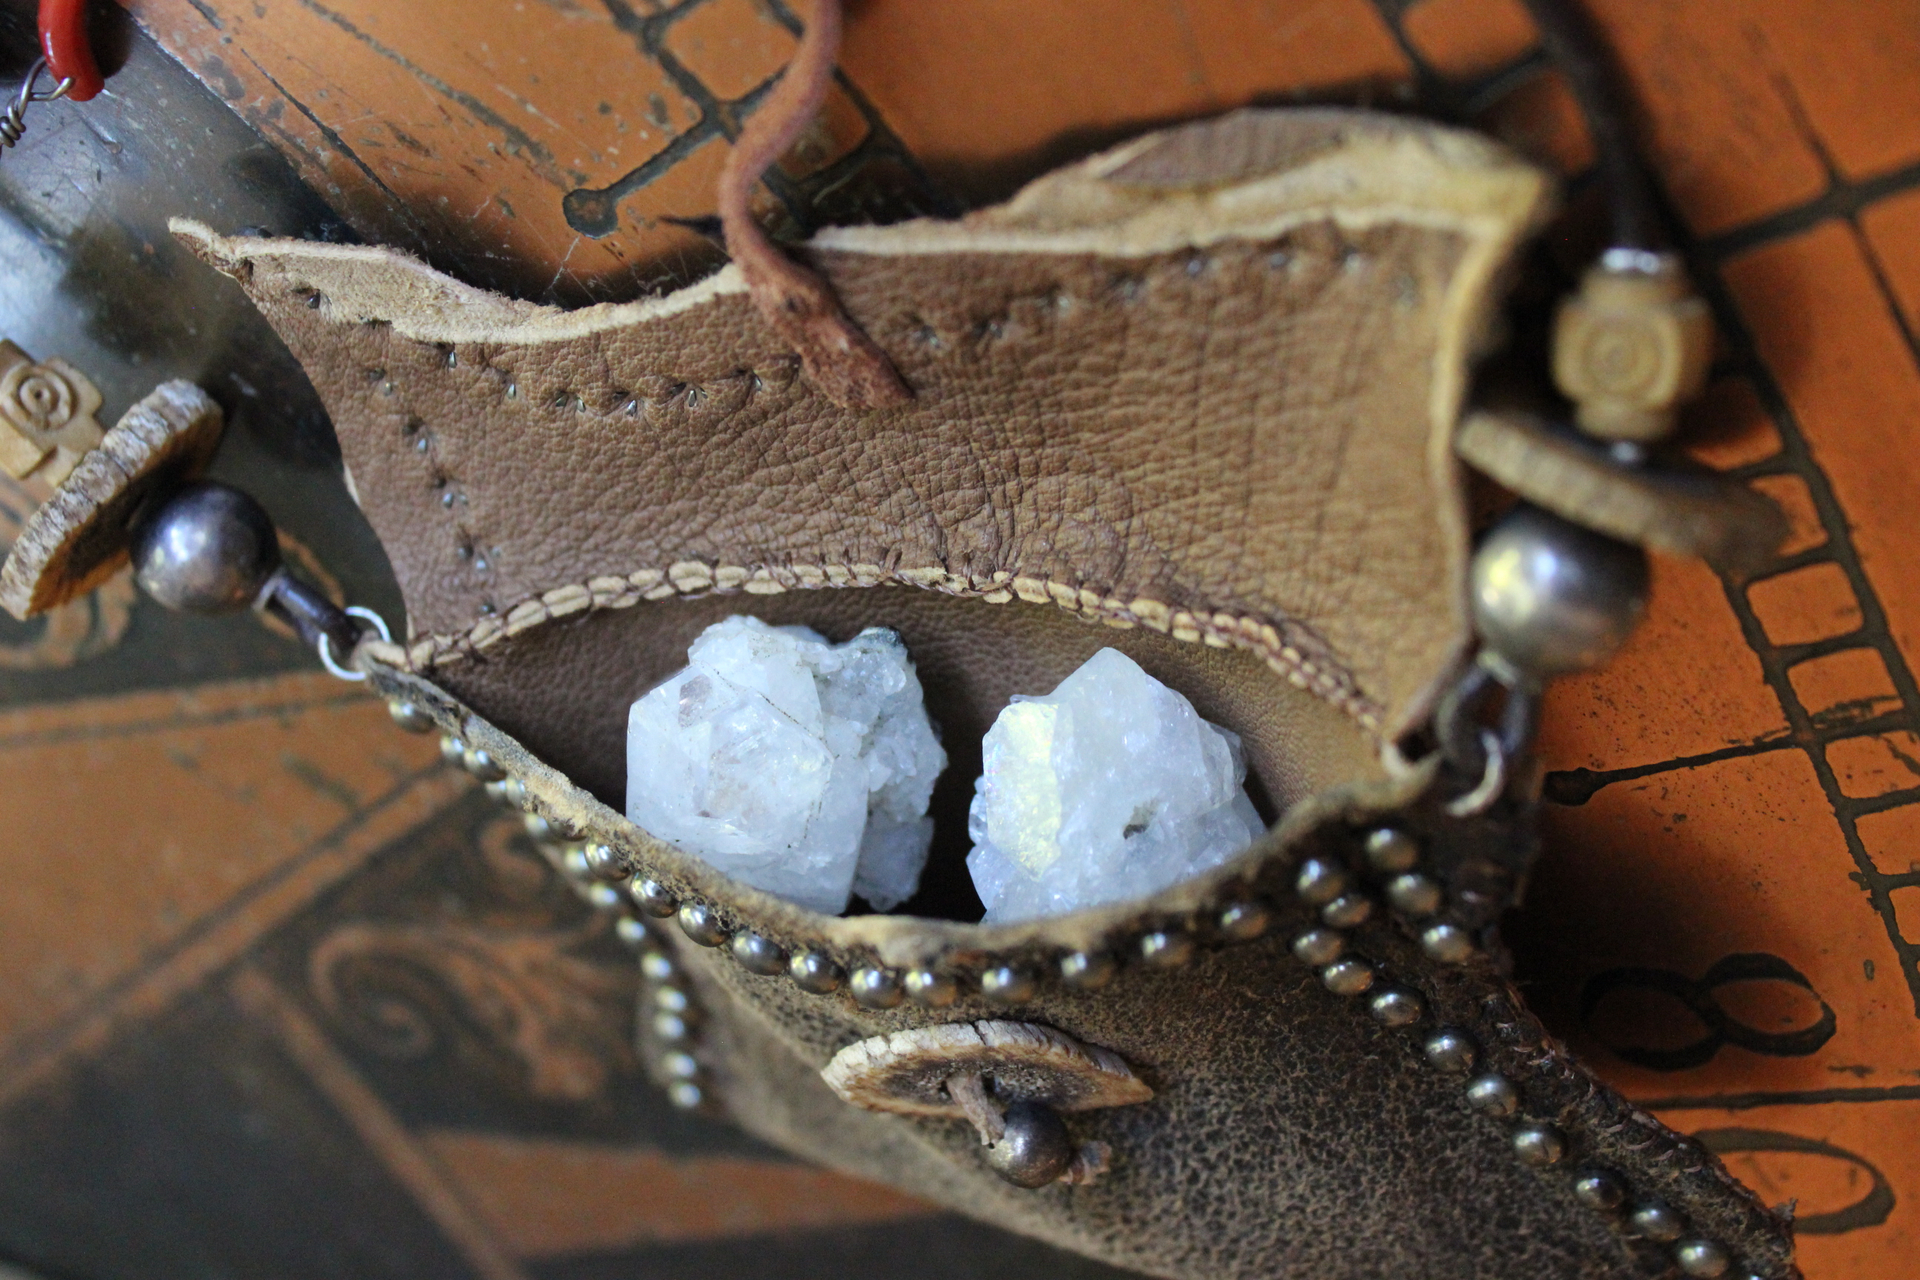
174, 107, 1552, 749
179, 108, 1796, 1279
364, 656, 1798, 1280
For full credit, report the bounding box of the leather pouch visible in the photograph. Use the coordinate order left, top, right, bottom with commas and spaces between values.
168, 109, 1798, 1280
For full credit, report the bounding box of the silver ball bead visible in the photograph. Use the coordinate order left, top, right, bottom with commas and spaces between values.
131, 482, 281, 614
1470, 505, 1649, 683
730, 932, 788, 976
986, 1101, 1075, 1188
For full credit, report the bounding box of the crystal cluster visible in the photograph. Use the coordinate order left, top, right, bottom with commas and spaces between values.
625, 616, 947, 914
966, 648, 1264, 923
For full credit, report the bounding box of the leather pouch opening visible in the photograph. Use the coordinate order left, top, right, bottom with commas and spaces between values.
432, 587, 1387, 922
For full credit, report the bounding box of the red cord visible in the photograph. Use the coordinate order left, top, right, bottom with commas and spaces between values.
39, 0, 103, 102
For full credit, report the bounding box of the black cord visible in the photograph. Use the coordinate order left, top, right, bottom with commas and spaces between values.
1520, 0, 1663, 251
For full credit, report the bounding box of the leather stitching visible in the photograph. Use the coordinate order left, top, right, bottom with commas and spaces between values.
399, 561, 1385, 733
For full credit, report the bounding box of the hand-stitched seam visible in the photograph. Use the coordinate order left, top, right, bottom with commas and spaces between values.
400, 561, 1384, 732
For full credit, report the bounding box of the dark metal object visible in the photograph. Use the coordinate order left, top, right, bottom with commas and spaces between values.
986, 1101, 1075, 1189
1470, 505, 1651, 685
130, 482, 279, 613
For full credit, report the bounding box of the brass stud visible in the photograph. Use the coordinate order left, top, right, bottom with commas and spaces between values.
790, 950, 844, 994
582, 842, 633, 882
1465, 1073, 1519, 1117
387, 699, 435, 733
1320, 893, 1374, 929
1386, 873, 1442, 917
1419, 922, 1476, 964
630, 878, 678, 918
903, 969, 958, 1007
730, 932, 788, 976
981, 965, 1037, 1005
1058, 951, 1116, 991
1294, 857, 1348, 906
1320, 957, 1374, 996
461, 745, 507, 782
1137, 930, 1194, 968
1674, 1240, 1730, 1278
1628, 1201, 1684, 1243
1511, 1124, 1566, 1166
1368, 987, 1424, 1027
1291, 928, 1346, 967
1422, 1029, 1478, 1075
1572, 1169, 1625, 1212
850, 967, 905, 1009
1215, 900, 1270, 942
1363, 827, 1420, 874
676, 903, 728, 947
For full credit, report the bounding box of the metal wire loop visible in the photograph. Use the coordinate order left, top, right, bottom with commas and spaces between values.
2, 59, 74, 152
316, 606, 393, 682
1443, 729, 1508, 818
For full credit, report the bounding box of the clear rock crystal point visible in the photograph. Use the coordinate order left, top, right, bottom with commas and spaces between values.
626, 616, 947, 914
967, 647, 1265, 923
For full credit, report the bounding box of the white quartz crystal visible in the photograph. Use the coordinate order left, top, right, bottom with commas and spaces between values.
967, 648, 1264, 923
626, 616, 947, 914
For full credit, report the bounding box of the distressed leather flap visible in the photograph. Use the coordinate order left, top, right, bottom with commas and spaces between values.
174, 107, 1552, 753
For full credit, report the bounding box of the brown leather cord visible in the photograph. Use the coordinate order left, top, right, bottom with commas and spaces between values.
1518, 0, 1663, 250
716, 0, 911, 411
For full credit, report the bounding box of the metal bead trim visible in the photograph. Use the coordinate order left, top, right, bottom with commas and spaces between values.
1137, 930, 1194, 968
1294, 857, 1348, 906
1674, 1240, 1730, 1278
1465, 1073, 1519, 1116
1215, 900, 1270, 941
904, 968, 959, 1007
638, 942, 708, 1110
790, 950, 844, 994
1320, 957, 1374, 996
582, 841, 633, 882
1628, 1201, 1683, 1243
677, 903, 729, 947
1419, 922, 1476, 964
1291, 928, 1346, 967
1572, 1168, 1625, 1212
585, 882, 622, 912
1363, 827, 1420, 873
1320, 893, 1373, 929
1368, 987, 1424, 1027
850, 967, 905, 1009
980, 965, 1037, 1005
483, 778, 529, 809
1058, 950, 1116, 991
1511, 1123, 1566, 1167
1385, 873, 1442, 917
409, 727, 1740, 1256
730, 932, 788, 976
461, 745, 507, 782
1422, 1029, 1478, 1074
387, 698, 435, 733
630, 878, 679, 918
